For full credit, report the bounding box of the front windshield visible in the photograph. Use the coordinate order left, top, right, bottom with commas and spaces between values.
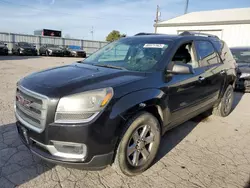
231, 48, 250, 63
68, 45, 81, 50
83, 37, 172, 72
19, 42, 32, 47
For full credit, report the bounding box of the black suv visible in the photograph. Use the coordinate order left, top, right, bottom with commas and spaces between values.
230, 47, 250, 92
15, 32, 236, 176
12, 42, 38, 56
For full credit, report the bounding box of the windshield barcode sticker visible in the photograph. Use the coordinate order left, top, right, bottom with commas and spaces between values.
143, 44, 165, 48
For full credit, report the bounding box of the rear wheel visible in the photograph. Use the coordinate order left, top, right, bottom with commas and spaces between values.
213, 85, 234, 117
113, 112, 161, 176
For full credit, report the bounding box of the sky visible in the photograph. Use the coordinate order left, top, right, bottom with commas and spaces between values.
0, 0, 250, 41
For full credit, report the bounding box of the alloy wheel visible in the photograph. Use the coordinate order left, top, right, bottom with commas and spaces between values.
223, 88, 233, 114
126, 124, 155, 167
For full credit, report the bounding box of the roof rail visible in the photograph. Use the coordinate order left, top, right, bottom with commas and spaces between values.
179, 31, 219, 39
134, 32, 163, 36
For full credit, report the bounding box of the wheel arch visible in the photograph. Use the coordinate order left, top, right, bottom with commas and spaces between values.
110, 89, 168, 140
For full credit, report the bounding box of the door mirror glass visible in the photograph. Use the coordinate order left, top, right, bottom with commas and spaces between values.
167, 62, 194, 74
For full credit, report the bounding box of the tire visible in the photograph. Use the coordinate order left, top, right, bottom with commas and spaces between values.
212, 85, 234, 117
112, 112, 161, 176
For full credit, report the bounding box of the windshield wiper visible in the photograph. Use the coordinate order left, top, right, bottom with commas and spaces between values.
94, 64, 127, 70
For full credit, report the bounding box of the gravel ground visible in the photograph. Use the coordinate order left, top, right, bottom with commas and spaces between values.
0, 56, 250, 188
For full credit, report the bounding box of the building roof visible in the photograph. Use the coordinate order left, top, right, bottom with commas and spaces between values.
156, 7, 250, 27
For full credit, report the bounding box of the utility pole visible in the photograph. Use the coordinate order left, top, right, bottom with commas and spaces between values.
184, 0, 189, 14
90, 26, 94, 40
154, 5, 160, 33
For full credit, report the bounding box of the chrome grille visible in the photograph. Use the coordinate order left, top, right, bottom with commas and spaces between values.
15, 86, 48, 133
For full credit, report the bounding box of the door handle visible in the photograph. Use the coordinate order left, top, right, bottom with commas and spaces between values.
198, 76, 205, 81
220, 70, 226, 75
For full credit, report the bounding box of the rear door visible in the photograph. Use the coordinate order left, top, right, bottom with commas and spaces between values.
194, 40, 226, 101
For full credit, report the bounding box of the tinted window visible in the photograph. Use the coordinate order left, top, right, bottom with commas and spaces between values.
196, 41, 220, 66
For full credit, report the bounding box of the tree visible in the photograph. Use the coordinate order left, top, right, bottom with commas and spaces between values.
106, 30, 126, 42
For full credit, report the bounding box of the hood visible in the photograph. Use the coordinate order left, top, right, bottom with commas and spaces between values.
237, 62, 250, 73
20, 63, 146, 98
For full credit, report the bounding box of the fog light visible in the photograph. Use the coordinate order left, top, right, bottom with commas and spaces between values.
48, 141, 87, 159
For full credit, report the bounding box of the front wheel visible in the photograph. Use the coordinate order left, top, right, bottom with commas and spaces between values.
213, 85, 234, 117
113, 112, 161, 176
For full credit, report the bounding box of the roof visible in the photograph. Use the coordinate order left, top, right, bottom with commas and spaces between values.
128, 34, 182, 40
156, 7, 250, 27
131, 32, 220, 41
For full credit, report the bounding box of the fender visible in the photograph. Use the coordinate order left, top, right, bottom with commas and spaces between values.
110, 89, 171, 130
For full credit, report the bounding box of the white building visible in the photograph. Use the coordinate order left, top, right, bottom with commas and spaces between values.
155, 8, 250, 47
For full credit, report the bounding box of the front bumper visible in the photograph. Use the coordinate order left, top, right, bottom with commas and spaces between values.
16, 108, 120, 169
235, 78, 250, 92
17, 121, 113, 169
50, 51, 63, 56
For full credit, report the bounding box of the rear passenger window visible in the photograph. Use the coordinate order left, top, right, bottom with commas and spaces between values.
196, 41, 220, 67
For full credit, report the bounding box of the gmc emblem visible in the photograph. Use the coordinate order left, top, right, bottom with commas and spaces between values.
16, 93, 33, 108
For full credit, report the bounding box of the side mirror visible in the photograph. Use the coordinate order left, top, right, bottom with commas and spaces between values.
167, 62, 194, 74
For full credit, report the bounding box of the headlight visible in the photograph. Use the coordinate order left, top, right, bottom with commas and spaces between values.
240, 73, 250, 78
55, 87, 113, 123
48, 49, 52, 52
20, 48, 24, 51
72, 51, 77, 54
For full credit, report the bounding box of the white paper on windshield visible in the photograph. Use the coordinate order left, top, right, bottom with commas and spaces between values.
143, 44, 165, 48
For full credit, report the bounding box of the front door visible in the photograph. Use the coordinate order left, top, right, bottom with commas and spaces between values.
166, 41, 211, 127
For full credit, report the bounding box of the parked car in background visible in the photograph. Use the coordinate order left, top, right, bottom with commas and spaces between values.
12, 42, 38, 56
0, 41, 8, 55
63, 45, 87, 57
15, 32, 236, 176
231, 47, 250, 92
39, 44, 64, 56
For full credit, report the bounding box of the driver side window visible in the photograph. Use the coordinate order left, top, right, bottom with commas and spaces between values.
172, 42, 199, 69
